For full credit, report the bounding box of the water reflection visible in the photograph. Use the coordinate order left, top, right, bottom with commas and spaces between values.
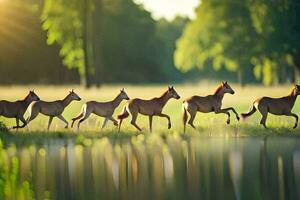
0, 136, 299, 200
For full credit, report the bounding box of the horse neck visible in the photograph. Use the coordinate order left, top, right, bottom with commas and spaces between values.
112, 94, 123, 108
23, 95, 33, 107
62, 94, 73, 107
288, 89, 298, 107
157, 91, 171, 107
213, 87, 225, 101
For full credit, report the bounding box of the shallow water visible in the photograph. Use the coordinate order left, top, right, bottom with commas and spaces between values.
1, 135, 300, 200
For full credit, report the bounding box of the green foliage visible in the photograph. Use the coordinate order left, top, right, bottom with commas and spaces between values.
175, 0, 300, 85
42, 0, 85, 75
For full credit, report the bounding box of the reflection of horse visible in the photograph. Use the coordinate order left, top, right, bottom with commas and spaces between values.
26, 90, 81, 130
0, 90, 40, 129
118, 86, 180, 132
183, 82, 239, 133
241, 84, 300, 128
71, 89, 130, 131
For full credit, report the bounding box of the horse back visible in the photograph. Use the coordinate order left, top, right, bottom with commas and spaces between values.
185, 95, 218, 113
0, 100, 24, 117
128, 98, 162, 115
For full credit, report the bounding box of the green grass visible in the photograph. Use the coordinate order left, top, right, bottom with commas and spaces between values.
0, 83, 300, 140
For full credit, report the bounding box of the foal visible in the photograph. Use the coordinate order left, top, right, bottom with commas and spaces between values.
71, 89, 130, 131
0, 90, 40, 129
183, 82, 239, 133
26, 90, 81, 130
241, 84, 300, 128
118, 86, 180, 132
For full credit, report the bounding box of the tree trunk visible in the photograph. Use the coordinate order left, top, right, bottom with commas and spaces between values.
82, 0, 92, 88
93, 0, 103, 87
237, 69, 245, 87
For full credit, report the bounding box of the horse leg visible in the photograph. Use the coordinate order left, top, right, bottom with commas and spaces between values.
101, 117, 109, 130
149, 115, 153, 132
286, 112, 298, 129
156, 113, 171, 129
258, 106, 268, 128
108, 116, 118, 127
57, 115, 69, 129
224, 107, 240, 121
77, 111, 92, 132
188, 110, 197, 129
18, 116, 28, 129
215, 108, 230, 124
47, 116, 53, 131
71, 113, 83, 128
130, 111, 142, 131
13, 118, 19, 130
26, 108, 39, 125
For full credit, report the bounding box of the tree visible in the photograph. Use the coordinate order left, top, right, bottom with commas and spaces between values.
42, 0, 103, 87
156, 17, 189, 82
174, 0, 300, 85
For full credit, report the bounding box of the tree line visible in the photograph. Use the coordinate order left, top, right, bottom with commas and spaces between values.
0, 0, 299, 86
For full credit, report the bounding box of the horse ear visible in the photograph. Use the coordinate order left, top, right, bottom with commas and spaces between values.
225, 81, 228, 85
122, 88, 124, 91
221, 82, 225, 85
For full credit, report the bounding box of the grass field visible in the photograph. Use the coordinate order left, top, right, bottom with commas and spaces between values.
1, 82, 300, 137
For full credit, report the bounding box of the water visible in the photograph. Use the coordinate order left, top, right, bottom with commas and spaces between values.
1, 135, 300, 200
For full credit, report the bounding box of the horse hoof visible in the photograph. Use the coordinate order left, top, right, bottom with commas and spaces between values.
226, 121, 230, 124
293, 125, 297, 129
237, 116, 240, 121
114, 122, 118, 126
168, 124, 171, 129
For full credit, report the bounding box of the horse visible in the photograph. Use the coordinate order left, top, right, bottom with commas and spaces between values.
71, 88, 130, 131
26, 90, 81, 130
0, 90, 40, 129
241, 84, 300, 128
183, 82, 239, 133
117, 86, 180, 132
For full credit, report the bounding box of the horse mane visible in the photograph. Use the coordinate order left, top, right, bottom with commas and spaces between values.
159, 90, 169, 99
289, 87, 296, 97
214, 84, 224, 95
22, 92, 30, 101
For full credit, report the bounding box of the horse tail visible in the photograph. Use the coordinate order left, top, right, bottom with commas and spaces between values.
71, 104, 86, 128
183, 102, 188, 133
118, 106, 129, 133
241, 101, 257, 120
25, 101, 39, 124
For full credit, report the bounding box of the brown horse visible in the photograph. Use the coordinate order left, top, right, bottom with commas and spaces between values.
26, 90, 81, 130
0, 90, 40, 129
71, 89, 130, 131
241, 84, 300, 128
183, 82, 239, 133
118, 86, 180, 132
